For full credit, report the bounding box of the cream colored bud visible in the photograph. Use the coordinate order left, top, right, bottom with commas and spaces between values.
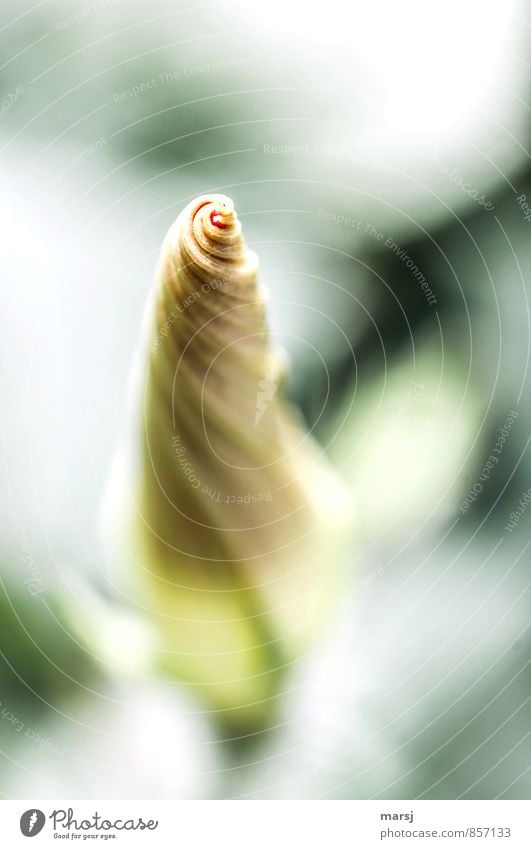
103, 195, 352, 730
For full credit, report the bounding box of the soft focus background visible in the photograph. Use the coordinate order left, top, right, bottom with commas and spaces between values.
1, 0, 530, 799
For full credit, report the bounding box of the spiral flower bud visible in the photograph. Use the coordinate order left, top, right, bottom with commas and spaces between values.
104, 194, 351, 730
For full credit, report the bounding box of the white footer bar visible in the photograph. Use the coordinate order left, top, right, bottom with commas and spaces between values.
0, 800, 528, 848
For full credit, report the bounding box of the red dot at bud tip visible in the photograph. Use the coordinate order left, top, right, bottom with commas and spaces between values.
210, 209, 230, 229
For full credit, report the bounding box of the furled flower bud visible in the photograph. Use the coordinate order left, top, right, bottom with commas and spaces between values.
103, 194, 352, 730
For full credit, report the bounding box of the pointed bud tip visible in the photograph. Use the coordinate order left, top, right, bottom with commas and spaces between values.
209, 197, 236, 229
